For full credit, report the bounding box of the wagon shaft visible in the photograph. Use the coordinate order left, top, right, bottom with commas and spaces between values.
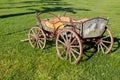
21, 39, 29, 42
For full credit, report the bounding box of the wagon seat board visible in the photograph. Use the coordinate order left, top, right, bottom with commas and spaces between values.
75, 17, 108, 38
40, 16, 89, 32
41, 16, 74, 31
40, 18, 63, 32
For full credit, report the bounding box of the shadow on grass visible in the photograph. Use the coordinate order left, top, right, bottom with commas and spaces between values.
80, 42, 97, 62
0, 28, 30, 36
0, 0, 71, 6
28, 7, 90, 14
0, 0, 91, 18
0, 7, 91, 18
44, 40, 56, 49
0, 5, 39, 9
80, 37, 120, 62
0, 0, 71, 9
112, 37, 120, 53
0, 12, 35, 18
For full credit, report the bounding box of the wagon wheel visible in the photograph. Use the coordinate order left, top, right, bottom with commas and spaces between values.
28, 27, 46, 49
56, 29, 83, 64
97, 27, 114, 54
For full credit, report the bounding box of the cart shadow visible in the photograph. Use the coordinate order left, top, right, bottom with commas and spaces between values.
111, 37, 120, 53
80, 37, 120, 62
80, 42, 97, 62
44, 40, 56, 50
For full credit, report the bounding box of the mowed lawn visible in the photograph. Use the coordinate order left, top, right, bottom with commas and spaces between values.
0, 0, 120, 80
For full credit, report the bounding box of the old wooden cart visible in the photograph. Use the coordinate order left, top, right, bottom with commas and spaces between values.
22, 12, 114, 64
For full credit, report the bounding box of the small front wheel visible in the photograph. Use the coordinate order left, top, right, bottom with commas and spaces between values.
28, 27, 46, 49
56, 29, 83, 64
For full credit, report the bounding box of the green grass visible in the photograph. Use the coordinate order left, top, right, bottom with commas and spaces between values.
0, 0, 120, 80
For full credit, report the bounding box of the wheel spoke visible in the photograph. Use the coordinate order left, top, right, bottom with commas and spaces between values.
65, 32, 69, 42
71, 50, 77, 60
33, 42, 37, 47
39, 39, 44, 45
100, 44, 104, 53
69, 53, 72, 62
70, 38, 77, 45
35, 28, 38, 34
31, 29, 35, 35
58, 46, 63, 48
65, 53, 68, 60
58, 40, 65, 45
61, 49, 65, 55
71, 48, 80, 55
97, 44, 100, 52
37, 43, 41, 48
102, 35, 109, 39
68, 33, 72, 43
60, 49, 66, 59
70, 45, 80, 48
29, 34, 35, 37
102, 40, 111, 44
101, 42, 109, 50
60, 34, 66, 42
38, 40, 42, 48
39, 37, 45, 40
37, 29, 41, 34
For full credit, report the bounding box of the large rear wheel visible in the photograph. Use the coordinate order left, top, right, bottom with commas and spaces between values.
56, 29, 83, 64
97, 27, 114, 54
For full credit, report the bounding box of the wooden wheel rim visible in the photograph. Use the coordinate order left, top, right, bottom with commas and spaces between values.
28, 27, 46, 49
97, 27, 114, 54
56, 29, 83, 64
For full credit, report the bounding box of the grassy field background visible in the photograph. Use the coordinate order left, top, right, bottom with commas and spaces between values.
0, 0, 120, 80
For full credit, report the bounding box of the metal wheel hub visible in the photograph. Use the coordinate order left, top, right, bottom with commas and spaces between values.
97, 38, 103, 45
63, 44, 71, 51
34, 34, 39, 41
